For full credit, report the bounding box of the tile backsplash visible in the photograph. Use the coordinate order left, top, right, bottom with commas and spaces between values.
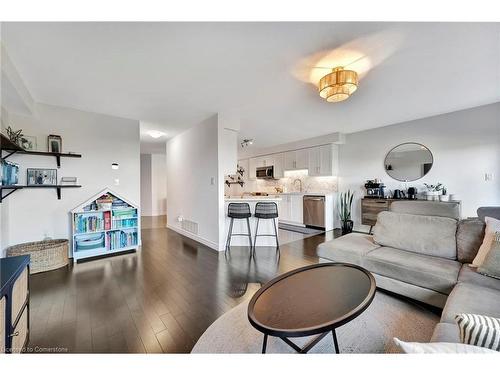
225, 169, 338, 196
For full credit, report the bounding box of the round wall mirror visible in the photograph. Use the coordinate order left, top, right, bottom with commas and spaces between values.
384, 142, 433, 182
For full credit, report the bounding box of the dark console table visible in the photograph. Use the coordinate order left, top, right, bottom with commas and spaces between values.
1, 255, 30, 353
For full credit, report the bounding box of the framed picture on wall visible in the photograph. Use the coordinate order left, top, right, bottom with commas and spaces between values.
27, 168, 57, 186
19, 135, 37, 151
48, 134, 62, 153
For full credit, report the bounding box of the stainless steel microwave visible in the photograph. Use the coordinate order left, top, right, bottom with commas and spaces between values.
256, 166, 274, 179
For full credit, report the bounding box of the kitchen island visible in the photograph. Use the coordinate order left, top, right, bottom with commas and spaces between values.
224, 196, 282, 247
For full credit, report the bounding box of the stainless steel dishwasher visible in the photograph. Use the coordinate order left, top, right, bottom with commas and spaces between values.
303, 195, 325, 228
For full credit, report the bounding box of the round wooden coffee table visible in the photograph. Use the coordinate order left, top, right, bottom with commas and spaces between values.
247, 263, 376, 353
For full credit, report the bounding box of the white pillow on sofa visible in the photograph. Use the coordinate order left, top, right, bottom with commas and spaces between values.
393, 338, 498, 354
473, 217, 500, 267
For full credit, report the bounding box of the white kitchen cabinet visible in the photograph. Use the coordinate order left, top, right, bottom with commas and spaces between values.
260, 155, 273, 167
308, 147, 321, 176
319, 144, 333, 175
307, 144, 339, 176
278, 195, 291, 221
284, 149, 308, 171
248, 157, 257, 180
273, 153, 285, 178
295, 149, 309, 170
290, 194, 304, 224
284, 151, 296, 170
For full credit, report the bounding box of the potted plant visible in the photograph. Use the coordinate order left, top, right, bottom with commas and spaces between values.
423, 183, 443, 201
439, 186, 450, 202
339, 190, 354, 235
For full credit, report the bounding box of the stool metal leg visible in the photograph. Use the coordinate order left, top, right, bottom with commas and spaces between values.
272, 217, 280, 250
253, 218, 260, 254
225, 217, 234, 251
246, 217, 253, 249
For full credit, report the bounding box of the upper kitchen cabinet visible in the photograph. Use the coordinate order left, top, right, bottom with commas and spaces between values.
273, 153, 285, 179
308, 144, 339, 176
284, 149, 308, 171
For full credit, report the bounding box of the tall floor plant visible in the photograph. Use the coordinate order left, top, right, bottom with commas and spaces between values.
338, 190, 354, 234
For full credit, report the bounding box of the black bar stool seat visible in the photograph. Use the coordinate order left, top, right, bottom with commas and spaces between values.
254, 202, 279, 253
226, 203, 253, 252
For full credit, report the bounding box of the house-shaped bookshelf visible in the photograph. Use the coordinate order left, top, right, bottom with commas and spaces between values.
70, 188, 141, 261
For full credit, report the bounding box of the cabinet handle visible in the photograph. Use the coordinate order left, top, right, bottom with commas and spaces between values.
9, 331, 19, 337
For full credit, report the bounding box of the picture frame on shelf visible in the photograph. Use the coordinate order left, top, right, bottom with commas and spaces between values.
48, 134, 62, 153
27, 168, 57, 186
19, 135, 37, 151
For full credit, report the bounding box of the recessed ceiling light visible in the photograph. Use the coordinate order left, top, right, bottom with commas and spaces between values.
148, 130, 166, 139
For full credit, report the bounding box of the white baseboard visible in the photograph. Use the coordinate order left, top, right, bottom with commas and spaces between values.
166, 224, 220, 251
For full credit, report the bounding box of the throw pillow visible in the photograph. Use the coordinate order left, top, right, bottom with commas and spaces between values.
478, 232, 500, 279
473, 216, 500, 267
393, 338, 498, 354
455, 314, 500, 351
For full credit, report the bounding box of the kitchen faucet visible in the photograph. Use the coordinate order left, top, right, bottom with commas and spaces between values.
293, 179, 302, 192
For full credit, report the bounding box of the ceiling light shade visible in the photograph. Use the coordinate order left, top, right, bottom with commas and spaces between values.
319, 67, 358, 103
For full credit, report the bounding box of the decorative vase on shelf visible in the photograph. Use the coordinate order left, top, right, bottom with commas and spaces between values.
341, 219, 354, 235
425, 191, 440, 201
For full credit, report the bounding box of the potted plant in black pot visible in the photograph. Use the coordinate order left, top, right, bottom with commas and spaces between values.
339, 190, 354, 235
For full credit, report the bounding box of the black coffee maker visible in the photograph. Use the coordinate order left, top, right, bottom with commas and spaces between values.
407, 187, 418, 200
364, 180, 385, 198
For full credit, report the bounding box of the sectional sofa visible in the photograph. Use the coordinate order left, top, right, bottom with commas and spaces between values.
317, 201, 500, 344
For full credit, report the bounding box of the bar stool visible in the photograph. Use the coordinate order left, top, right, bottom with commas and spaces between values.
253, 202, 279, 254
225, 203, 253, 252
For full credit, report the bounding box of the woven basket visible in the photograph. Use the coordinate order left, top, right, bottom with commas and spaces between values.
6, 239, 69, 274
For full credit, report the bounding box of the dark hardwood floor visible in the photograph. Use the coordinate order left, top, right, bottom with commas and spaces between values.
27, 219, 338, 353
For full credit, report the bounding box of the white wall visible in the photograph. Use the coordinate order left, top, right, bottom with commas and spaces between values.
166, 115, 221, 249
339, 102, 500, 231
4, 103, 140, 247
140, 154, 153, 216
166, 113, 238, 251
151, 153, 167, 216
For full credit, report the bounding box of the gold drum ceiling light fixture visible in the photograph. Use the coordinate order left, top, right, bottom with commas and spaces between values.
319, 67, 358, 103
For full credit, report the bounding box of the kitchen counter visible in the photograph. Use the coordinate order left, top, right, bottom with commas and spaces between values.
225, 196, 282, 202
278, 191, 336, 196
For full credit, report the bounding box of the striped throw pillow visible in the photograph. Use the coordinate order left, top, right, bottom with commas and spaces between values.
455, 313, 500, 351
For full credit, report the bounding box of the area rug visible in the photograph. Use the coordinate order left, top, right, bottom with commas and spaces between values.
191, 291, 440, 353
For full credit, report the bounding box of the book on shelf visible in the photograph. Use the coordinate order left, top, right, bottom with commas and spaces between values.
107, 229, 138, 250
74, 213, 103, 233
112, 218, 137, 229
104, 211, 111, 230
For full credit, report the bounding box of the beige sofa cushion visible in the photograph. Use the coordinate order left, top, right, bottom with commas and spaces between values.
316, 233, 380, 265
441, 283, 500, 324
457, 219, 485, 263
459, 264, 500, 291
390, 201, 461, 220
364, 246, 461, 294
373, 211, 458, 259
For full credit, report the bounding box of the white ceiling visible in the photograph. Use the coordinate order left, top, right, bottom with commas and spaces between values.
2, 22, 499, 149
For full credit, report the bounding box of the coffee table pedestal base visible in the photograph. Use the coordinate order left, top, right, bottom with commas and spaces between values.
261, 330, 340, 354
